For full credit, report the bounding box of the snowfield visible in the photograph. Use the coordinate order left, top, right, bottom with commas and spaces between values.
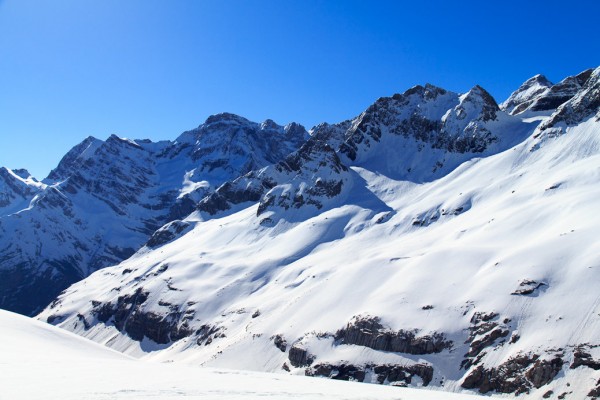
0, 309, 481, 399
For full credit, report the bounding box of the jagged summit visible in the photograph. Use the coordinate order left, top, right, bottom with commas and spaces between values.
172, 112, 307, 167
501, 68, 596, 116
46, 136, 103, 182
529, 73, 553, 86
539, 66, 600, 131
11, 168, 35, 180
0, 167, 44, 213
328, 82, 528, 181
461, 85, 499, 120
204, 112, 252, 125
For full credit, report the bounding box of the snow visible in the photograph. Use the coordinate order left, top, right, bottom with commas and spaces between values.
38, 103, 600, 398
0, 309, 481, 399
2, 70, 597, 397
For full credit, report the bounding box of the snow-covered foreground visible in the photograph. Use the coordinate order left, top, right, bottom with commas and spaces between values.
0, 310, 481, 400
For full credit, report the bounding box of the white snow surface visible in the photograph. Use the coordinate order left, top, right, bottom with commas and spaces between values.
40, 107, 600, 397
0, 309, 481, 399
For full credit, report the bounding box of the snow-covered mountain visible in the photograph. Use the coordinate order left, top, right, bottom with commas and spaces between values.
0, 116, 307, 315
500, 69, 594, 116
3, 66, 600, 398
1, 309, 480, 399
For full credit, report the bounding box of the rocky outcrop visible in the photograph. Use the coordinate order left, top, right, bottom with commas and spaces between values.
288, 344, 315, 367
306, 362, 434, 386
307, 362, 366, 382
0, 167, 43, 214
571, 346, 600, 370
257, 139, 349, 216
197, 171, 275, 215
83, 288, 195, 344
198, 136, 351, 219
501, 74, 554, 115
46, 136, 103, 181
335, 315, 452, 355
271, 334, 287, 352
589, 379, 600, 399
462, 354, 563, 394
336, 83, 507, 164
511, 279, 548, 296
462, 312, 510, 369
539, 67, 600, 131
196, 324, 226, 346
502, 69, 594, 116
145, 220, 192, 248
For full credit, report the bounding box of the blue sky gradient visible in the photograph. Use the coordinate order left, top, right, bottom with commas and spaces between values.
1, 0, 599, 178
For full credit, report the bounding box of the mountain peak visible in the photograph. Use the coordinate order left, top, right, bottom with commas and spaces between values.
11, 168, 34, 180
45, 136, 103, 182
465, 85, 499, 107
538, 66, 600, 131
396, 83, 448, 102
260, 118, 280, 130
525, 74, 553, 87
501, 68, 597, 115
204, 112, 251, 126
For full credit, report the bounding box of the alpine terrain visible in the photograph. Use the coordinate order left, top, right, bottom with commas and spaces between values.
2, 67, 599, 398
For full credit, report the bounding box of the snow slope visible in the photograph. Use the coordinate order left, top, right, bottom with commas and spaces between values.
0, 309, 481, 400
39, 68, 600, 398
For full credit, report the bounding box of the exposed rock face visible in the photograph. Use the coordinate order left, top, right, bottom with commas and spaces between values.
198, 136, 351, 220
502, 69, 594, 116
501, 74, 554, 115
196, 171, 275, 215
145, 220, 192, 248
307, 362, 366, 382
271, 334, 287, 352
462, 354, 563, 394
589, 378, 600, 399
175, 113, 308, 171
462, 312, 510, 369
46, 136, 104, 181
511, 279, 548, 296
336, 83, 505, 164
0, 167, 43, 213
306, 362, 434, 386
571, 346, 600, 370
335, 316, 451, 355
302, 83, 529, 184
196, 324, 226, 346
84, 288, 195, 344
539, 67, 600, 130
256, 139, 349, 217
288, 344, 315, 367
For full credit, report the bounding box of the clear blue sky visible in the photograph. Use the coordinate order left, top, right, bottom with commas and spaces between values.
1, 0, 598, 179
